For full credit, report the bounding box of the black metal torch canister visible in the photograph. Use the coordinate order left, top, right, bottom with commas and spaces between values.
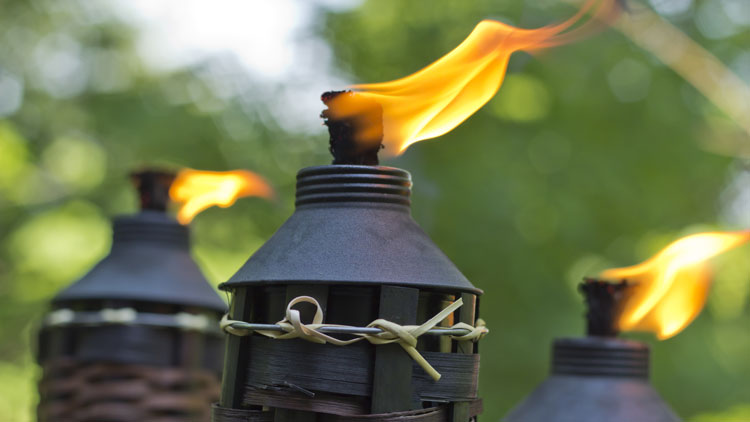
503, 279, 681, 422
36, 170, 227, 422
212, 163, 486, 422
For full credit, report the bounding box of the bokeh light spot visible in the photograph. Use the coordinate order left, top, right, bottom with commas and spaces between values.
0, 72, 23, 117
32, 33, 88, 98
695, 0, 741, 40
42, 136, 107, 192
649, 0, 693, 17
0, 359, 35, 422
0, 121, 31, 191
608, 58, 652, 103
721, 0, 750, 26
9, 201, 110, 286
490, 74, 552, 123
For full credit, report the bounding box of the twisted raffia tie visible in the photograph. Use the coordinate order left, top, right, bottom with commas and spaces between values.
221, 296, 488, 381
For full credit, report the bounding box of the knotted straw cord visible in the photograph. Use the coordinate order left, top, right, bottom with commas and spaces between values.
220, 296, 488, 381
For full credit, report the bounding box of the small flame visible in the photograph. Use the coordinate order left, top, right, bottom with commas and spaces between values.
325, 0, 621, 156
601, 231, 750, 339
169, 169, 273, 224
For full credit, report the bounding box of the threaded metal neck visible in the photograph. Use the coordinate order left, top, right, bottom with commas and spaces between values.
295, 165, 412, 207
552, 337, 649, 379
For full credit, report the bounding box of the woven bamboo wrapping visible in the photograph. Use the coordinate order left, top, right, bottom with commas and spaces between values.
38, 358, 220, 422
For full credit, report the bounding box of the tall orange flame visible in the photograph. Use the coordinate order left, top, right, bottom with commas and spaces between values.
325, 0, 621, 157
169, 169, 273, 224
601, 231, 750, 339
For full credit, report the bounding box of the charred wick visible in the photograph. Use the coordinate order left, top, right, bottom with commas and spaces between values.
131, 170, 175, 212
579, 278, 631, 337
321, 90, 384, 166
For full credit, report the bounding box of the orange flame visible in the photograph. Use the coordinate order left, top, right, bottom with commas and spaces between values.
601, 231, 750, 339
325, 0, 621, 157
169, 169, 273, 224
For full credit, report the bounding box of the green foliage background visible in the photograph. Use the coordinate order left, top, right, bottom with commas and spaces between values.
1, 0, 750, 420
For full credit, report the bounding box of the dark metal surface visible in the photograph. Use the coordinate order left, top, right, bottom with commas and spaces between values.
54, 210, 226, 312
223, 165, 480, 295
552, 336, 649, 378
504, 337, 681, 422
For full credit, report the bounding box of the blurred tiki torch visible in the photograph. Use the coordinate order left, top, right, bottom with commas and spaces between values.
36, 168, 272, 422
504, 231, 750, 422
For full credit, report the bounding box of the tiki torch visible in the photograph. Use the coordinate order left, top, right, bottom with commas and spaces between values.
213, 100, 486, 421
213, 1, 624, 420
36, 168, 272, 422
504, 231, 750, 422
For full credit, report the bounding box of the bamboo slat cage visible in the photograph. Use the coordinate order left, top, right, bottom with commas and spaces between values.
214, 165, 485, 422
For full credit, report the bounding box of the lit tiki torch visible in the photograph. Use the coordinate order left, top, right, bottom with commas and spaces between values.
214, 2, 624, 421
505, 231, 750, 422
213, 150, 487, 421
36, 168, 271, 422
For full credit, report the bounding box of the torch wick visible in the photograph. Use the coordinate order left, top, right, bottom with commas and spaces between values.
321, 90, 384, 166
131, 170, 176, 212
579, 278, 631, 338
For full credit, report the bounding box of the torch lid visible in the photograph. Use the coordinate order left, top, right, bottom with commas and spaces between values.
52, 211, 227, 312
222, 165, 480, 294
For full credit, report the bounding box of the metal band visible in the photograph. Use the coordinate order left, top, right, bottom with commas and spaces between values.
211, 404, 274, 422
39, 324, 225, 374
326, 406, 449, 421
244, 337, 479, 402
43, 308, 222, 335
212, 398, 483, 421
